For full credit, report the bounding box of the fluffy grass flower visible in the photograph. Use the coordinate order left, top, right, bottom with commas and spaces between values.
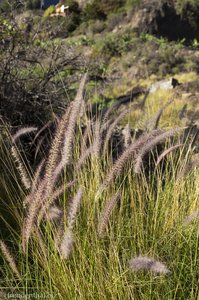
129, 256, 170, 275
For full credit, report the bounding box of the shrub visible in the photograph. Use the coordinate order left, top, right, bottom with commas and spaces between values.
175, 0, 199, 29
64, 0, 80, 13
106, 12, 125, 31
26, 0, 41, 9
82, 2, 106, 21
86, 20, 106, 35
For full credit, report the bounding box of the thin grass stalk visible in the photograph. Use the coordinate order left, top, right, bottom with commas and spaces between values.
67, 187, 83, 230
155, 144, 182, 168
22, 179, 46, 253
12, 127, 37, 143
144, 99, 174, 131
37, 180, 77, 225
76, 147, 92, 170
134, 128, 184, 174
98, 193, 120, 237
177, 153, 199, 179
103, 106, 134, 153
96, 129, 163, 199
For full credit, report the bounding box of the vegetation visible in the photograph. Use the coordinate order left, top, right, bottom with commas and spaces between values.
0, 74, 199, 299
0, 1, 199, 299
43, 5, 56, 17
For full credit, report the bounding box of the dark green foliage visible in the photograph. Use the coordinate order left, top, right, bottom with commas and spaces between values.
82, 2, 106, 21
175, 0, 199, 29
64, 0, 80, 13
82, 0, 125, 21
0, 0, 23, 12
26, 0, 41, 9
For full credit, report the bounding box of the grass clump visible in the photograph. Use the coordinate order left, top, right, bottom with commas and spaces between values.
0, 75, 199, 299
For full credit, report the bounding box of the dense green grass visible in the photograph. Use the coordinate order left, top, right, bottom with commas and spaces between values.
0, 83, 199, 300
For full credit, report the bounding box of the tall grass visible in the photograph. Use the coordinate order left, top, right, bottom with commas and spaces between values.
0, 76, 198, 299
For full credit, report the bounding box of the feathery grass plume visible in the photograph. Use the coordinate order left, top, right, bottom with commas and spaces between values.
32, 120, 54, 143
183, 211, 199, 226
129, 256, 170, 274
144, 99, 174, 131
23, 158, 46, 206
122, 124, 131, 148
103, 106, 134, 153
96, 129, 163, 199
31, 159, 45, 191
61, 73, 88, 166
12, 127, 37, 143
33, 226, 47, 259
93, 120, 101, 158
67, 187, 83, 230
178, 104, 187, 120
100, 118, 113, 133
177, 153, 199, 179
47, 206, 63, 221
37, 180, 77, 225
155, 144, 183, 168
80, 120, 93, 154
76, 147, 92, 170
134, 128, 184, 174
54, 216, 65, 250
0, 240, 21, 279
60, 229, 74, 259
22, 178, 47, 253
11, 146, 31, 189
102, 102, 121, 126
98, 193, 120, 237
44, 102, 72, 191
